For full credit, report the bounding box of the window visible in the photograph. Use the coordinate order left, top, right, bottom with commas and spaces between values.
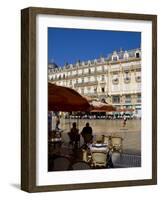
101, 87, 105, 93
112, 96, 120, 104
87, 87, 90, 93
101, 75, 105, 81
135, 52, 140, 58
137, 94, 141, 103
113, 56, 118, 61
124, 72, 130, 83
50, 76, 53, 81
112, 77, 119, 84
88, 69, 91, 74
125, 71, 129, 77
124, 53, 129, 60
102, 66, 104, 72
81, 88, 84, 94
135, 71, 141, 82
125, 95, 131, 103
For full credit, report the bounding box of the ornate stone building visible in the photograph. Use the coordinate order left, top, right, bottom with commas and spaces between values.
48, 48, 141, 115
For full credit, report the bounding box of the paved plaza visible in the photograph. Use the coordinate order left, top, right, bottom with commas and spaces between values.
60, 119, 141, 155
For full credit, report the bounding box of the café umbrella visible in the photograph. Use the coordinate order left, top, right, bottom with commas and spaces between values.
48, 83, 90, 112
90, 101, 116, 112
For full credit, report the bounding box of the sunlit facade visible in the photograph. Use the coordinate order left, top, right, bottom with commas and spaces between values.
48, 48, 141, 115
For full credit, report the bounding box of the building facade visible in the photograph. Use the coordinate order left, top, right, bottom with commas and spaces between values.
48, 48, 141, 115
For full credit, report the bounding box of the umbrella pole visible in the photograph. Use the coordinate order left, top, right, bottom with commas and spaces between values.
69, 113, 71, 131
77, 117, 79, 129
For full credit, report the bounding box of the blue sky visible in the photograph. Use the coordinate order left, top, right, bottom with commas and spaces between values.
48, 28, 141, 66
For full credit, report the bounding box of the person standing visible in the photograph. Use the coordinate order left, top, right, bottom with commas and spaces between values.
69, 122, 80, 148
81, 122, 93, 144
123, 115, 127, 127
55, 115, 60, 130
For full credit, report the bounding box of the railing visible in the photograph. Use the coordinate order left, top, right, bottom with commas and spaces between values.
74, 81, 98, 87
113, 153, 141, 168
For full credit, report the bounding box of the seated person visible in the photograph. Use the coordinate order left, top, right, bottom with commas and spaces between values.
68, 122, 80, 146
81, 122, 93, 144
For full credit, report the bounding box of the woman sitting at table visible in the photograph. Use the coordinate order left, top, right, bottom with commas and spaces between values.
68, 122, 80, 148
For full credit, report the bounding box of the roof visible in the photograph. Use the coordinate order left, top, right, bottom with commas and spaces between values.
48, 48, 141, 72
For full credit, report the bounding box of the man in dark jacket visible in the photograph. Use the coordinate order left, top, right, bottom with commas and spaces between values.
81, 122, 93, 144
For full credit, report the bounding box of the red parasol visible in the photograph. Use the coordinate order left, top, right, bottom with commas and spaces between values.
90, 101, 116, 112
48, 83, 90, 112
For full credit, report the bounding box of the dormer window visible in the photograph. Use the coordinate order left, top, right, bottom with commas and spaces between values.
135, 52, 140, 58
93, 59, 97, 64
124, 51, 129, 60
112, 56, 118, 61
88, 60, 91, 65
82, 61, 85, 66
112, 51, 119, 61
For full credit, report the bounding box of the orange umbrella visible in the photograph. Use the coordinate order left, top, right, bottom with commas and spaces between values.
90, 101, 116, 112
48, 83, 90, 112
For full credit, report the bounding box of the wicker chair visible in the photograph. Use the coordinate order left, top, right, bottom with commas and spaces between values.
51, 156, 71, 171
91, 151, 108, 167
102, 135, 111, 145
71, 161, 91, 170
111, 137, 123, 152
95, 135, 103, 143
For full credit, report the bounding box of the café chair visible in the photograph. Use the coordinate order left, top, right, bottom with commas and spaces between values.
91, 151, 108, 167
111, 151, 121, 167
95, 135, 103, 143
111, 136, 123, 152
51, 156, 71, 171
71, 161, 91, 170
102, 135, 111, 146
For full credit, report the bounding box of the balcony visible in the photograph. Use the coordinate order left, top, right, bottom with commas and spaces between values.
74, 81, 98, 87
